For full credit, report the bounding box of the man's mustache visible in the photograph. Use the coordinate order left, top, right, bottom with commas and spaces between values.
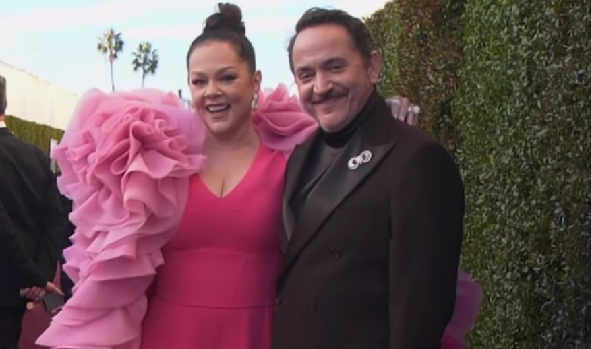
311, 89, 347, 104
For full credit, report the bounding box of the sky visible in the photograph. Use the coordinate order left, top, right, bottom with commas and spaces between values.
0, 0, 388, 97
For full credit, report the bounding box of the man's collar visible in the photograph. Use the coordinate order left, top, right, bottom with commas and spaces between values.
0, 120, 6, 128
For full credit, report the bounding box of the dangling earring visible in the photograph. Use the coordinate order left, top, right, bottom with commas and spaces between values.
251, 93, 259, 110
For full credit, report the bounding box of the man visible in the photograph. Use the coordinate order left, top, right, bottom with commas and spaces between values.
0, 75, 67, 349
272, 8, 464, 349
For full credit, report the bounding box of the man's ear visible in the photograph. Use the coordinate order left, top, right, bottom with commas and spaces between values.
368, 50, 382, 85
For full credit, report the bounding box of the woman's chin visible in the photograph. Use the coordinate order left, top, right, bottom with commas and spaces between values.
205, 120, 235, 137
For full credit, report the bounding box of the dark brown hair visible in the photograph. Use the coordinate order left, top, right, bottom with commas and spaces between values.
186, 3, 257, 72
287, 8, 375, 72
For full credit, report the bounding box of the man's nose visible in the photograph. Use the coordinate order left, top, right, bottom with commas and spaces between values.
313, 73, 333, 95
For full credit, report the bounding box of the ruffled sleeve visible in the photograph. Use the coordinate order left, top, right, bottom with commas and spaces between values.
251, 84, 318, 155
442, 270, 483, 349
37, 89, 206, 349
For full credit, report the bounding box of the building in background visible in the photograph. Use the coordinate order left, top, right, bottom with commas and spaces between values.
0, 60, 79, 131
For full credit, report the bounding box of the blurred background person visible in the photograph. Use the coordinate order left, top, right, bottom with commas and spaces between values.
0, 74, 68, 349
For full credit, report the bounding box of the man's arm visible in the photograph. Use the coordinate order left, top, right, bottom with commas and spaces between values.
0, 198, 47, 288
389, 141, 464, 349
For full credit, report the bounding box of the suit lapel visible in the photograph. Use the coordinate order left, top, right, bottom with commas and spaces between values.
281, 131, 319, 248
283, 130, 396, 269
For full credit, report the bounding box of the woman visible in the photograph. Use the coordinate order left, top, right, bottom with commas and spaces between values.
37, 3, 481, 349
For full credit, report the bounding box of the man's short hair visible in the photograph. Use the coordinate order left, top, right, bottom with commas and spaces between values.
287, 8, 375, 72
0, 74, 6, 116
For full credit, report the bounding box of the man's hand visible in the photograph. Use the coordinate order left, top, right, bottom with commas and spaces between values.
20, 281, 64, 302
386, 96, 420, 126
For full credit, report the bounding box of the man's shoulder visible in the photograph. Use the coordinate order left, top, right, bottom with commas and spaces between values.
289, 129, 319, 157
383, 120, 462, 191
6, 134, 47, 154
387, 118, 447, 156
0, 134, 51, 166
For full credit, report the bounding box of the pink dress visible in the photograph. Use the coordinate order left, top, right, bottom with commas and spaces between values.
37, 86, 482, 349
140, 145, 285, 349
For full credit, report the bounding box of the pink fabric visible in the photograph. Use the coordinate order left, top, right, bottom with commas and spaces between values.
37, 89, 207, 349
37, 85, 316, 349
443, 270, 483, 349
141, 144, 285, 349
251, 85, 317, 155
37, 84, 481, 349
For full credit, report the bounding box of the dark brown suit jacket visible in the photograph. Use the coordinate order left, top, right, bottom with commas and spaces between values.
271, 96, 464, 349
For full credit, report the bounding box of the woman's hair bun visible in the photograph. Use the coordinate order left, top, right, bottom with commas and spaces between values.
203, 3, 246, 36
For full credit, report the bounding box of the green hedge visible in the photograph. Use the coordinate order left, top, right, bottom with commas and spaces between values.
456, 1, 591, 348
5, 115, 64, 153
362, 1, 400, 99
365, 0, 465, 156
367, 1, 591, 348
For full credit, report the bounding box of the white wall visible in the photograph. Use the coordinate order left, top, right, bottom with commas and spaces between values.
339, 0, 389, 18
0, 60, 79, 130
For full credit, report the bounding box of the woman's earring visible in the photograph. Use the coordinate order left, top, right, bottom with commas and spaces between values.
251, 93, 259, 110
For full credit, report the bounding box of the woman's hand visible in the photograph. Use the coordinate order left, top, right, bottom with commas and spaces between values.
386, 96, 420, 126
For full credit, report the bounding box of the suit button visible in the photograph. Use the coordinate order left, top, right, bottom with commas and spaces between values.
309, 300, 318, 311
330, 247, 341, 258
275, 296, 282, 306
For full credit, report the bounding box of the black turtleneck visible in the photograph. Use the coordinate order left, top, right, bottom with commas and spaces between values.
290, 89, 380, 222
320, 90, 378, 148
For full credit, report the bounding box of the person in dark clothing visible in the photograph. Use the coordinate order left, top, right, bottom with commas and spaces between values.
0, 74, 68, 349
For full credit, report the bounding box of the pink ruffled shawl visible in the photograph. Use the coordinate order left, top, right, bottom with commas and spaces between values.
37, 85, 481, 349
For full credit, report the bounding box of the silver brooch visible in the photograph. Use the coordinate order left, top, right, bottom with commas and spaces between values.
348, 150, 373, 170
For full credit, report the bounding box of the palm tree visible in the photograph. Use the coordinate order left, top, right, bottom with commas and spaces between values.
131, 42, 159, 88
97, 28, 124, 91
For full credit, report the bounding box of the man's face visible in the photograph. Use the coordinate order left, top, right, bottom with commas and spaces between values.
291, 24, 380, 133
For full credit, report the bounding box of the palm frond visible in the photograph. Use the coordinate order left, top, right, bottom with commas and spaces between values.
130, 41, 159, 81
97, 27, 124, 59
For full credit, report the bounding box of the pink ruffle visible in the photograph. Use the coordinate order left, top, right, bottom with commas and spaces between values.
251, 84, 317, 155
443, 270, 483, 349
37, 85, 317, 349
37, 89, 207, 349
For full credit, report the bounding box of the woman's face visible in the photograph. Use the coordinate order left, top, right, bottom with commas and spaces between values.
188, 41, 261, 138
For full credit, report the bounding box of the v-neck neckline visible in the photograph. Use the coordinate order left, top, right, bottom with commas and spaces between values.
197, 144, 264, 200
